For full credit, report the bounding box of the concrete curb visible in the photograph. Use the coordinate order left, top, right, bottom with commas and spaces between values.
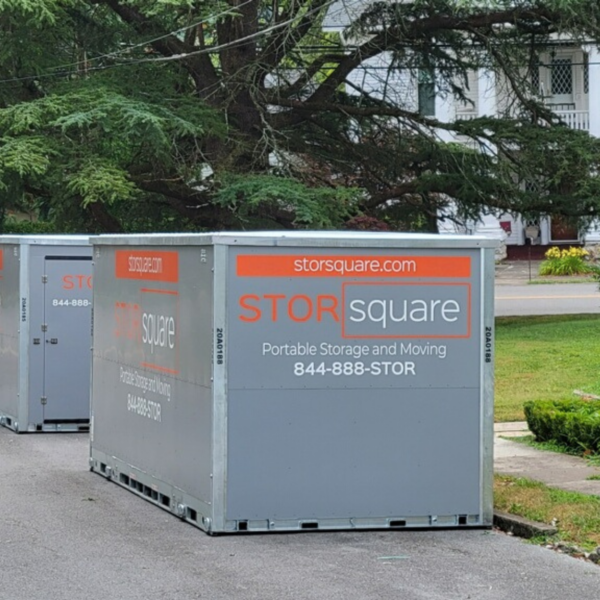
494, 511, 558, 539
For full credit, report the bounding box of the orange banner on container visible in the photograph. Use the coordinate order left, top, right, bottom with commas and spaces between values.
236, 255, 471, 278
116, 250, 179, 283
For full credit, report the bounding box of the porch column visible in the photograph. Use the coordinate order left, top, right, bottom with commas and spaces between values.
582, 46, 600, 243
477, 69, 497, 116
474, 214, 508, 261
434, 79, 455, 142
474, 69, 507, 258
587, 45, 600, 138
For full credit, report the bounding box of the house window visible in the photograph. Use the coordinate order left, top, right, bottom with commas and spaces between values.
538, 53, 575, 106
531, 60, 540, 93
418, 69, 435, 117
550, 58, 573, 96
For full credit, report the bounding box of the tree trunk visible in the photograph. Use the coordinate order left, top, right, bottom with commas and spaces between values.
216, 0, 266, 170
425, 211, 439, 234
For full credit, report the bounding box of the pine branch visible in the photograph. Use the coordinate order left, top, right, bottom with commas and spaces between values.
259, 0, 331, 72
97, 0, 221, 101
305, 6, 560, 107
271, 97, 452, 131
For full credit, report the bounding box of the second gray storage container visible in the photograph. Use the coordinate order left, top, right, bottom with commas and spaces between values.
0, 235, 93, 432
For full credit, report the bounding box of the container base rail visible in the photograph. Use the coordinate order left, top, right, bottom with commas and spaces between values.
90, 450, 490, 535
0, 414, 89, 433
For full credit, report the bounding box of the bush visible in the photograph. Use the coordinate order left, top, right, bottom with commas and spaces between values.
538, 246, 592, 276
0, 218, 58, 234
524, 399, 600, 454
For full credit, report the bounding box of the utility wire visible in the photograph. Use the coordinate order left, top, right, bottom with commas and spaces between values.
0, 0, 599, 87
1, 54, 598, 87
78, 0, 257, 65
0, 0, 338, 86
0, 0, 257, 84
129, 0, 338, 64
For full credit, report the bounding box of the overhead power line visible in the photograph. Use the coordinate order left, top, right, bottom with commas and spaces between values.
0, 0, 259, 84
0, 0, 599, 87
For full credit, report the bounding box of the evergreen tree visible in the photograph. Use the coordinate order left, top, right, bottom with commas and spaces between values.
1, 0, 600, 232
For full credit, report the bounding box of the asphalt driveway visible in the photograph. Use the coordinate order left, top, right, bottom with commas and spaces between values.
1, 429, 599, 600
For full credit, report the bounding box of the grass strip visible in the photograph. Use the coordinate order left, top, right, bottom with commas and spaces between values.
495, 315, 600, 422
494, 474, 600, 551
528, 278, 596, 285
503, 435, 600, 466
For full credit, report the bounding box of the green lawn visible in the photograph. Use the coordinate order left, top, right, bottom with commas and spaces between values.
494, 474, 600, 550
495, 314, 600, 422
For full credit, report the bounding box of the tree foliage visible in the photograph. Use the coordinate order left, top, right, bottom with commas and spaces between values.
1, 0, 600, 232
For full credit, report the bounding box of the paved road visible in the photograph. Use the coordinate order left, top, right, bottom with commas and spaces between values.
1, 429, 600, 600
495, 283, 600, 316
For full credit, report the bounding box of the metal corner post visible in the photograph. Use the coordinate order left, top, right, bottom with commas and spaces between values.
211, 243, 229, 531
18, 243, 31, 428
480, 246, 496, 526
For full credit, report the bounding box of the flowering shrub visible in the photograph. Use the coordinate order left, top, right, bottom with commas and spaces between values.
539, 246, 592, 276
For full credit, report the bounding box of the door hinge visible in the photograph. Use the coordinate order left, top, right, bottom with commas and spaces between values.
42, 275, 48, 284
41, 324, 48, 332
40, 396, 47, 406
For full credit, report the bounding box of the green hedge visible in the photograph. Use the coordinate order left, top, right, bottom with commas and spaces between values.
524, 399, 600, 454
1, 219, 58, 234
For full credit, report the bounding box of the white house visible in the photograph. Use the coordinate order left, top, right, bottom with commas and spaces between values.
435, 47, 600, 258
323, 1, 600, 258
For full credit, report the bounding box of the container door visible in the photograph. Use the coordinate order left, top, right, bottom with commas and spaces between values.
42, 256, 93, 423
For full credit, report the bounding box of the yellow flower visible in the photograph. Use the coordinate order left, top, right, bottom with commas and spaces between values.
562, 247, 587, 259
545, 247, 561, 259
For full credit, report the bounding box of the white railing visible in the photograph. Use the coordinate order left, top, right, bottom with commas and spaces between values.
453, 108, 589, 132
455, 111, 478, 121
553, 110, 589, 131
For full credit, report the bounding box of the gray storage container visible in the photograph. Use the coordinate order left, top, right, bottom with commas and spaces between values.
0, 235, 93, 433
89, 232, 497, 534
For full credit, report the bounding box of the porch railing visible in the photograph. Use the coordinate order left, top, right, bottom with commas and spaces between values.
453, 108, 589, 132
553, 109, 589, 131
